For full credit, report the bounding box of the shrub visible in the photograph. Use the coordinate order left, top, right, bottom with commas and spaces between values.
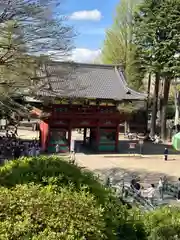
0, 156, 108, 204
0, 184, 105, 239
0, 156, 146, 239
144, 206, 180, 240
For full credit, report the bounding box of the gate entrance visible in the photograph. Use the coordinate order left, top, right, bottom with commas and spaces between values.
35, 62, 146, 153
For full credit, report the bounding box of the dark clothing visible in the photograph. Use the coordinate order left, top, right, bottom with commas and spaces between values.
14, 147, 21, 159
164, 149, 168, 155
178, 191, 180, 200
134, 182, 141, 191
164, 149, 168, 161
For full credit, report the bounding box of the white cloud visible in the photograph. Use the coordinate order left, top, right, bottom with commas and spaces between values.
69, 9, 102, 21
47, 48, 101, 63
71, 48, 101, 63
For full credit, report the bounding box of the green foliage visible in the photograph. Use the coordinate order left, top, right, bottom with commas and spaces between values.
101, 0, 145, 90
0, 184, 105, 239
2, 156, 180, 239
133, 0, 180, 138
144, 206, 180, 240
0, 156, 143, 239
0, 156, 108, 203
134, 0, 180, 77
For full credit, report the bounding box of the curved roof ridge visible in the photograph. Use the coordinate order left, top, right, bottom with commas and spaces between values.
115, 66, 147, 98
36, 61, 146, 101
49, 61, 123, 69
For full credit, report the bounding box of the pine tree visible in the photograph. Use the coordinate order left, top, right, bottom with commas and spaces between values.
134, 0, 180, 139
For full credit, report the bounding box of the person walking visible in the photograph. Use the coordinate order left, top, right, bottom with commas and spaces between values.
55, 144, 59, 154
144, 184, 156, 205
164, 147, 168, 161
158, 177, 164, 200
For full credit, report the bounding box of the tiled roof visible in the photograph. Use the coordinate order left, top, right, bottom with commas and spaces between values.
36, 62, 146, 101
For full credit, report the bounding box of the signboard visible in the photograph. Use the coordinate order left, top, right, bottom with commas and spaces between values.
129, 143, 136, 149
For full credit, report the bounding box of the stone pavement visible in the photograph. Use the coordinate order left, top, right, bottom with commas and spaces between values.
75, 153, 180, 184
75, 153, 180, 206
3, 129, 180, 184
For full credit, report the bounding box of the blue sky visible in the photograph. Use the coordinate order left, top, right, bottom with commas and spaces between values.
59, 0, 119, 62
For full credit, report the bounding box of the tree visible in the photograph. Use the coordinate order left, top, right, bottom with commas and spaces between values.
170, 80, 180, 129
0, 0, 74, 119
134, 0, 180, 139
101, 0, 145, 91
0, 0, 73, 57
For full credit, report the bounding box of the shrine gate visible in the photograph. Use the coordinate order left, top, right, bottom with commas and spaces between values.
33, 62, 146, 153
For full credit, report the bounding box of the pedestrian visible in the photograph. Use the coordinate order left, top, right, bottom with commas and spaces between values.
164, 147, 168, 161
144, 184, 156, 205
177, 178, 180, 201
157, 177, 164, 200
106, 177, 113, 187
31, 145, 36, 157
163, 175, 168, 191
55, 144, 59, 153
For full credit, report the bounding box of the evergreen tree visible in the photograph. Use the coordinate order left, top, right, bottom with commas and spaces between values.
134, 0, 180, 139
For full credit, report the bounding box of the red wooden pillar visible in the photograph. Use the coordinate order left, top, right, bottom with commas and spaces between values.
40, 120, 49, 152
115, 124, 120, 152
68, 121, 72, 152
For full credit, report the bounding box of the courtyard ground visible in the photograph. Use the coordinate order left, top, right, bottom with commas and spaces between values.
1, 128, 180, 205
3, 128, 180, 184
75, 153, 180, 183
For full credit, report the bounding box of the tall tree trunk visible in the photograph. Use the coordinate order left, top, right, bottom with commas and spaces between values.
160, 78, 171, 141
173, 79, 179, 129
150, 72, 160, 136
174, 96, 179, 127
145, 72, 151, 132
159, 80, 164, 122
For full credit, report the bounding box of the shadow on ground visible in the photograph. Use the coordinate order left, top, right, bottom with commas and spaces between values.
118, 140, 177, 155
94, 166, 178, 186
74, 140, 178, 156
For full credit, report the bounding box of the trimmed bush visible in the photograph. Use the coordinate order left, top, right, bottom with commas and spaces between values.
0, 156, 146, 239
0, 184, 105, 239
0, 156, 107, 204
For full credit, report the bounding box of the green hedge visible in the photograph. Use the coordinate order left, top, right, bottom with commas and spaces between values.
0, 156, 144, 239
2, 156, 179, 239
0, 184, 105, 239
0, 156, 108, 204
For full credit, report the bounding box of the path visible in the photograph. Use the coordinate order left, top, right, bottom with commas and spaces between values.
75, 153, 180, 184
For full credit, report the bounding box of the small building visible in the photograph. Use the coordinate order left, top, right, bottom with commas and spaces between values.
33, 62, 146, 153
